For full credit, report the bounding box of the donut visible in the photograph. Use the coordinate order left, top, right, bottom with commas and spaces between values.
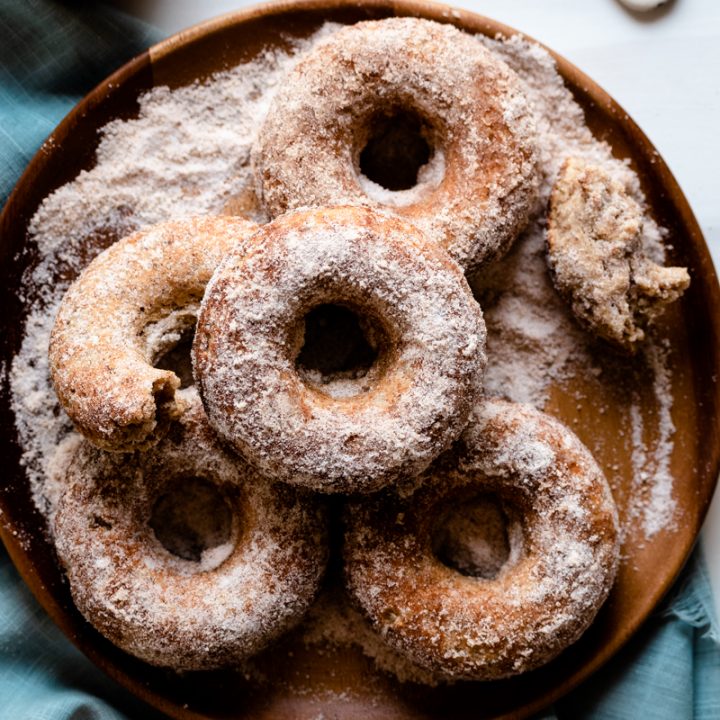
254, 18, 540, 274
49, 215, 257, 451
547, 157, 690, 352
53, 391, 328, 671
344, 399, 619, 680
193, 205, 487, 494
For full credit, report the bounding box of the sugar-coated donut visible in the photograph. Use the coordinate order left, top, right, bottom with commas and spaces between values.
53, 392, 328, 671
49, 216, 257, 451
254, 18, 540, 274
547, 157, 689, 352
193, 206, 487, 494
344, 399, 619, 680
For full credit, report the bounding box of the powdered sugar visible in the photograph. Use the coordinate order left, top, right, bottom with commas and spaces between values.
627, 341, 677, 537
297, 588, 443, 686
357, 149, 446, 208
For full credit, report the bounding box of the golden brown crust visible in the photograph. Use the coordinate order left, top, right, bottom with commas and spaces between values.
547, 157, 690, 352
344, 399, 619, 680
193, 206, 487, 494
254, 18, 540, 273
53, 392, 328, 671
48, 216, 257, 451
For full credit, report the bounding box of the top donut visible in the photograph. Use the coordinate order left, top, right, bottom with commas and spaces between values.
254, 17, 541, 274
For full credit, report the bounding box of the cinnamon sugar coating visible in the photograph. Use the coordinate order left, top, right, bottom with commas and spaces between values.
49, 216, 257, 451
253, 18, 540, 273
344, 399, 619, 680
53, 392, 328, 671
547, 157, 690, 352
193, 206, 487, 494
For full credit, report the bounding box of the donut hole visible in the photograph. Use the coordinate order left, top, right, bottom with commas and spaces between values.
357, 108, 438, 194
295, 303, 390, 397
149, 477, 234, 568
432, 495, 514, 579
153, 320, 196, 389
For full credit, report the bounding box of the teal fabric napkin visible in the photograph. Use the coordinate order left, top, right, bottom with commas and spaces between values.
1, 2, 719, 718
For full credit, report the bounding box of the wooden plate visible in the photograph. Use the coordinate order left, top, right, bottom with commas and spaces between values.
1, 1, 719, 717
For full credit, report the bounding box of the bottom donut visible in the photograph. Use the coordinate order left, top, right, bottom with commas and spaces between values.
53, 390, 328, 671
343, 398, 620, 681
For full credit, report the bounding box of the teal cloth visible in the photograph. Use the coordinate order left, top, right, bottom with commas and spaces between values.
1, 2, 719, 718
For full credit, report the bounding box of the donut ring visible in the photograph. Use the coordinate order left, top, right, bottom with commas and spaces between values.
254, 18, 539, 273
49, 216, 257, 451
53, 392, 328, 671
193, 206, 487, 494
344, 399, 619, 680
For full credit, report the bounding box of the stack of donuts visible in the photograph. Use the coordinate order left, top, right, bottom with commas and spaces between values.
48, 18, 621, 682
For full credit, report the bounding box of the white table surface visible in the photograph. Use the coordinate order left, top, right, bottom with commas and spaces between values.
109, 0, 720, 619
